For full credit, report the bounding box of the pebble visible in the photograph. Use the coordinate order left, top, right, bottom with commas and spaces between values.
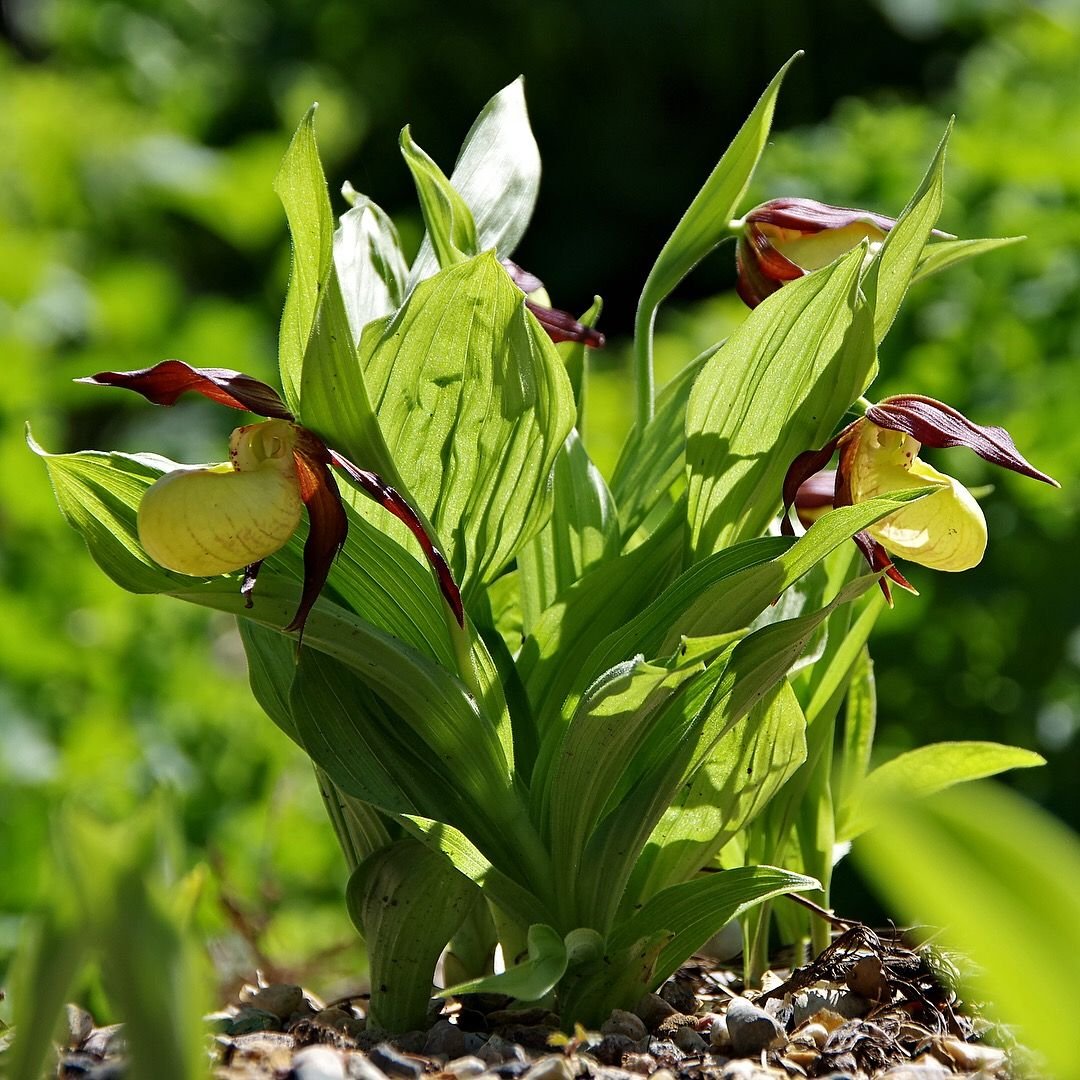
424, 1019, 470, 1059
293, 1045, 348, 1080
443, 1055, 488, 1077
368, 1042, 423, 1080
880, 1056, 951, 1078
477, 1034, 528, 1065
314, 1007, 364, 1035
709, 1014, 730, 1051
672, 1026, 707, 1054
600, 1009, 648, 1041
345, 1056, 391, 1080
243, 983, 305, 1020
791, 1021, 828, 1048
724, 997, 784, 1057
594, 1033, 641, 1065
658, 977, 696, 1015
225, 1006, 283, 1035
633, 993, 678, 1032
81, 1025, 126, 1058
789, 987, 868, 1027
521, 1054, 574, 1080
620, 1052, 657, 1075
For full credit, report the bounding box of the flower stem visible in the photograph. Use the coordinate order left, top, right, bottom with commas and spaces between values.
633, 303, 657, 428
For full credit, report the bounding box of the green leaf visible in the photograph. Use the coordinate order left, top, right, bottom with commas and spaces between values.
633, 54, 800, 423
685, 245, 875, 560
238, 619, 300, 743
334, 191, 408, 343
840, 740, 1045, 841
517, 429, 620, 633
409, 76, 541, 286
612, 347, 715, 539
626, 680, 807, 906
358, 253, 577, 602
864, 122, 951, 345
910, 236, 1024, 285
347, 839, 479, 1032
274, 105, 336, 415
834, 645, 876, 813
441, 923, 567, 1001
560, 297, 603, 426
400, 125, 478, 271
855, 782, 1080, 1077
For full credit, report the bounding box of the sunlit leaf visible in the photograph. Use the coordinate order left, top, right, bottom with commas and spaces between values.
910, 235, 1024, 286
442, 922, 567, 1001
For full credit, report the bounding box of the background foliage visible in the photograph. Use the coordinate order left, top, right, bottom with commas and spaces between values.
1, 0, 1076, 1014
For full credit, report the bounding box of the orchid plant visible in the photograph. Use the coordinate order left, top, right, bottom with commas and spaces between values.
36, 58, 1054, 1030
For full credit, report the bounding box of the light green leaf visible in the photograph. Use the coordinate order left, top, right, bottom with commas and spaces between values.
347, 839, 479, 1032
685, 244, 875, 560
334, 191, 408, 344
274, 105, 335, 415
855, 782, 1080, 1077
560, 297, 603, 425
441, 923, 567, 1001
518, 429, 620, 633
611, 346, 715, 539
864, 122, 950, 345
835, 645, 876, 813
359, 253, 576, 602
627, 680, 807, 906
910, 236, 1024, 285
633, 54, 800, 423
840, 741, 1045, 841
238, 619, 300, 742
409, 76, 541, 286
400, 126, 477, 271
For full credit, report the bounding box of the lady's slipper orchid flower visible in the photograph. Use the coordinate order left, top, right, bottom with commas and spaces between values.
501, 259, 606, 348
735, 198, 904, 308
79, 360, 463, 635
782, 394, 1058, 600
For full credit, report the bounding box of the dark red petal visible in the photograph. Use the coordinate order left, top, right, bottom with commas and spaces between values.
501, 258, 546, 295
747, 222, 805, 282
746, 197, 900, 237
287, 430, 349, 636
868, 396, 1059, 487
329, 451, 464, 627
525, 300, 606, 349
852, 531, 918, 605
79, 360, 294, 420
780, 423, 858, 535
735, 233, 782, 308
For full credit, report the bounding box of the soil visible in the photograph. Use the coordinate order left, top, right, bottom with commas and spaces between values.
47, 923, 1030, 1080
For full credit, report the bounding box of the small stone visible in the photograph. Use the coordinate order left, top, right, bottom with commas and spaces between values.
491, 1024, 559, 1052
368, 1042, 423, 1080
724, 997, 784, 1058
66, 1004, 94, 1049
672, 1026, 707, 1054
620, 1053, 657, 1075
225, 1006, 282, 1035
645, 1039, 681, 1069
522, 1055, 574, 1080
243, 983, 305, 1020
293, 1045, 348, 1080
930, 1035, 1007, 1071
345, 1055, 391, 1080
790, 987, 867, 1027
601, 1009, 648, 1041
593, 1068, 633, 1080
650, 1071, 676, 1080
658, 976, 696, 1015
709, 1014, 730, 1051
443, 1056, 488, 1077
491, 1063, 530, 1079
477, 1035, 528, 1065
719, 1062, 761, 1080
881, 1055, 951, 1079
633, 993, 677, 1033
594, 1033, 640, 1065
392, 1030, 429, 1055
791, 1021, 828, 1049
314, 1007, 362, 1033
846, 954, 888, 1001
424, 1019, 469, 1059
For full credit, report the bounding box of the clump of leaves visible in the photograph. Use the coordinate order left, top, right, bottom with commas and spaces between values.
34, 60, 1051, 1031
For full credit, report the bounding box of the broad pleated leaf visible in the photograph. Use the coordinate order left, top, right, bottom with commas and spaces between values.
633, 54, 800, 422
347, 840, 479, 1032
518, 429, 620, 633
334, 192, 409, 344
441, 923, 567, 1000
863, 123, 950, 345
409, 77, 541, 287
686, 245, 875, 560
626, 680, 807, 907
612, 347, 714, 538
358, 253, 577, 602
840, 741, 1045, 841
855, 782, 1080, 1077
910, 235, 1024, 285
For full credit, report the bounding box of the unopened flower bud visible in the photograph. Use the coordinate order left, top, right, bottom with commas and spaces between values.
735, 198, 896, 307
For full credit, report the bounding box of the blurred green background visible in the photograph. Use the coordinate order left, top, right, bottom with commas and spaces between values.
1, 0, 1076, 1014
